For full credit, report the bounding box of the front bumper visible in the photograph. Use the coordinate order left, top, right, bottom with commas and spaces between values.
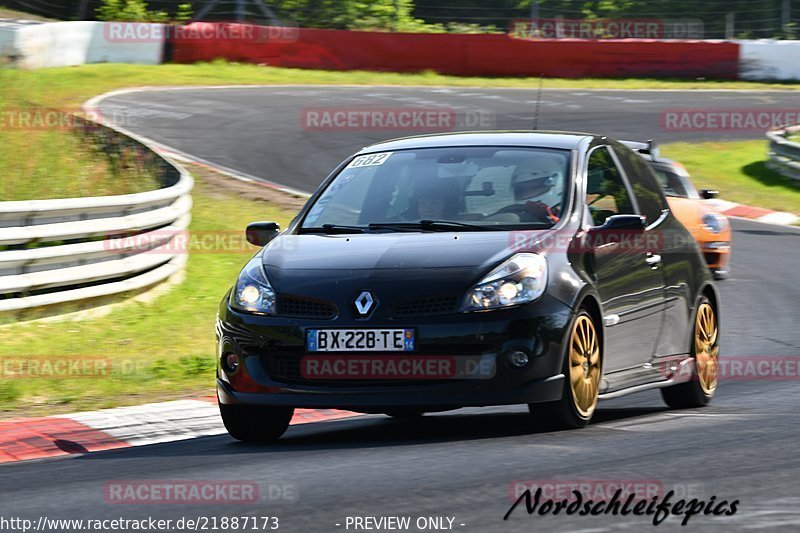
216, 293, 572, 410
217, 375, 565, 410
701, 241, 731, 278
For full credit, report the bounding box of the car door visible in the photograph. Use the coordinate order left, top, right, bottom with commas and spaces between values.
584, 146, 666, 373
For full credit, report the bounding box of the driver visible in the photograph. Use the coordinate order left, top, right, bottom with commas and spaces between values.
509, 157, 564, 223
405, 177, 459, 220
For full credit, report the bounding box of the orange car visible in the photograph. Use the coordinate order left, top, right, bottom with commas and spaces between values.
650, 158, 731, 279
624, 141, 731, 279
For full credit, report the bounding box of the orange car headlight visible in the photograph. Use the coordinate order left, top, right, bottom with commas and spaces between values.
702, 213, 728, 235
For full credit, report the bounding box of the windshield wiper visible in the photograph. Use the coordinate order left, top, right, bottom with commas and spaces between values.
299, 224, 366, 234
369, 220, 504, 232
302, 220, 551, 235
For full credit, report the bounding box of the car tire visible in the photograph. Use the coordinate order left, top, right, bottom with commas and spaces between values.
529, 308, 602, 430
384, 409, 425, 419
712, 269, 729, 281
219, 404, 294, 442
661, 296, 718, 409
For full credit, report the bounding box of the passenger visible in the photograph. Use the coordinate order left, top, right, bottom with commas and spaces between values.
509, 158, 564, 223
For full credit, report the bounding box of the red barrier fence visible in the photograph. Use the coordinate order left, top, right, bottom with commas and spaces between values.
168, 23, 740, 79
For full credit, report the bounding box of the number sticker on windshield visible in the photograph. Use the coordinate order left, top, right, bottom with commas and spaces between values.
347, 152, 393, 169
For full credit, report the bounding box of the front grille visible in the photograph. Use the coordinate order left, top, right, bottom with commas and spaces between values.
277, 295, 337, 319
703, 252, 720, 266
262, 351, 304, 382
391, 295, 459, 318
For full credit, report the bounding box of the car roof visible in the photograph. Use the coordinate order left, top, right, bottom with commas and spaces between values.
622, 140, 679, 168
356, 131, 599, 154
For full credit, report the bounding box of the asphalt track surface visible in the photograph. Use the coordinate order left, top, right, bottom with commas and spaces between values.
2, 87, 800, 532
95, 86, 800, 193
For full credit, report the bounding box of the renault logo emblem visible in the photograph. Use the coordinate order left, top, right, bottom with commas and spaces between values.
354, 291, 375, 317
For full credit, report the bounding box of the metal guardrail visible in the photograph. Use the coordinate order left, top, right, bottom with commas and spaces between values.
767, 125, 800, 182
0, 117, 194, 318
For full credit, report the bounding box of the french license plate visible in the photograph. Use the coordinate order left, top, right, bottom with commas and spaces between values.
306, 328, 415, 352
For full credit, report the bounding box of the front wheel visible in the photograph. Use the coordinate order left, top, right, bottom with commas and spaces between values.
219, 404, 294, 442
712, 268, 730, 281
529, 308, 602, 429
661, 296, 718, 408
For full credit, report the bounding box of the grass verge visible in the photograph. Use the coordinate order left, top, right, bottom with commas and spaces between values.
661, 140, 800, 214
0, 69, 160, 200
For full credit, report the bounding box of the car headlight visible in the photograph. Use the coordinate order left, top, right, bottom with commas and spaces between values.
703, 213, 728, 235
462, 253, 547, 312
231, 256, 276, 315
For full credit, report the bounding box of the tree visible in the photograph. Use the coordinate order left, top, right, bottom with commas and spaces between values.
413, 0, 788, 39
96, 0, 193, 23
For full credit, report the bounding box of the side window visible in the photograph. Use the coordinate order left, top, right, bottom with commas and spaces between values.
585, 147, 635, 227
613, 146, 668, 225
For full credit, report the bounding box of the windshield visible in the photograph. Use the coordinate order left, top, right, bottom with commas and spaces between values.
300, 147, 571, 231
652, 163, 699, 199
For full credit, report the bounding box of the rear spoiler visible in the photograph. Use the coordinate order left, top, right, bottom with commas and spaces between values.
620, 139, 659, 158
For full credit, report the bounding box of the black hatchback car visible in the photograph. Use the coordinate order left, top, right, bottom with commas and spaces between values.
216, 132, 720, 441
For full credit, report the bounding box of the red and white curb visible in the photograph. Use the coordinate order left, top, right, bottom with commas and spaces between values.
0, 399, 360, 464
707, 199, 798, 226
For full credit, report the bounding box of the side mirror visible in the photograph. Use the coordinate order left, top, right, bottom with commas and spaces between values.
246, 221, 280, 246
700, 189, 719, 200
596, 214, 647, 232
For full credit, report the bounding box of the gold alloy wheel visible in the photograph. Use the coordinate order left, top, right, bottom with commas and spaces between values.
569, 314, 601, 418
695, 302, 719, 395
